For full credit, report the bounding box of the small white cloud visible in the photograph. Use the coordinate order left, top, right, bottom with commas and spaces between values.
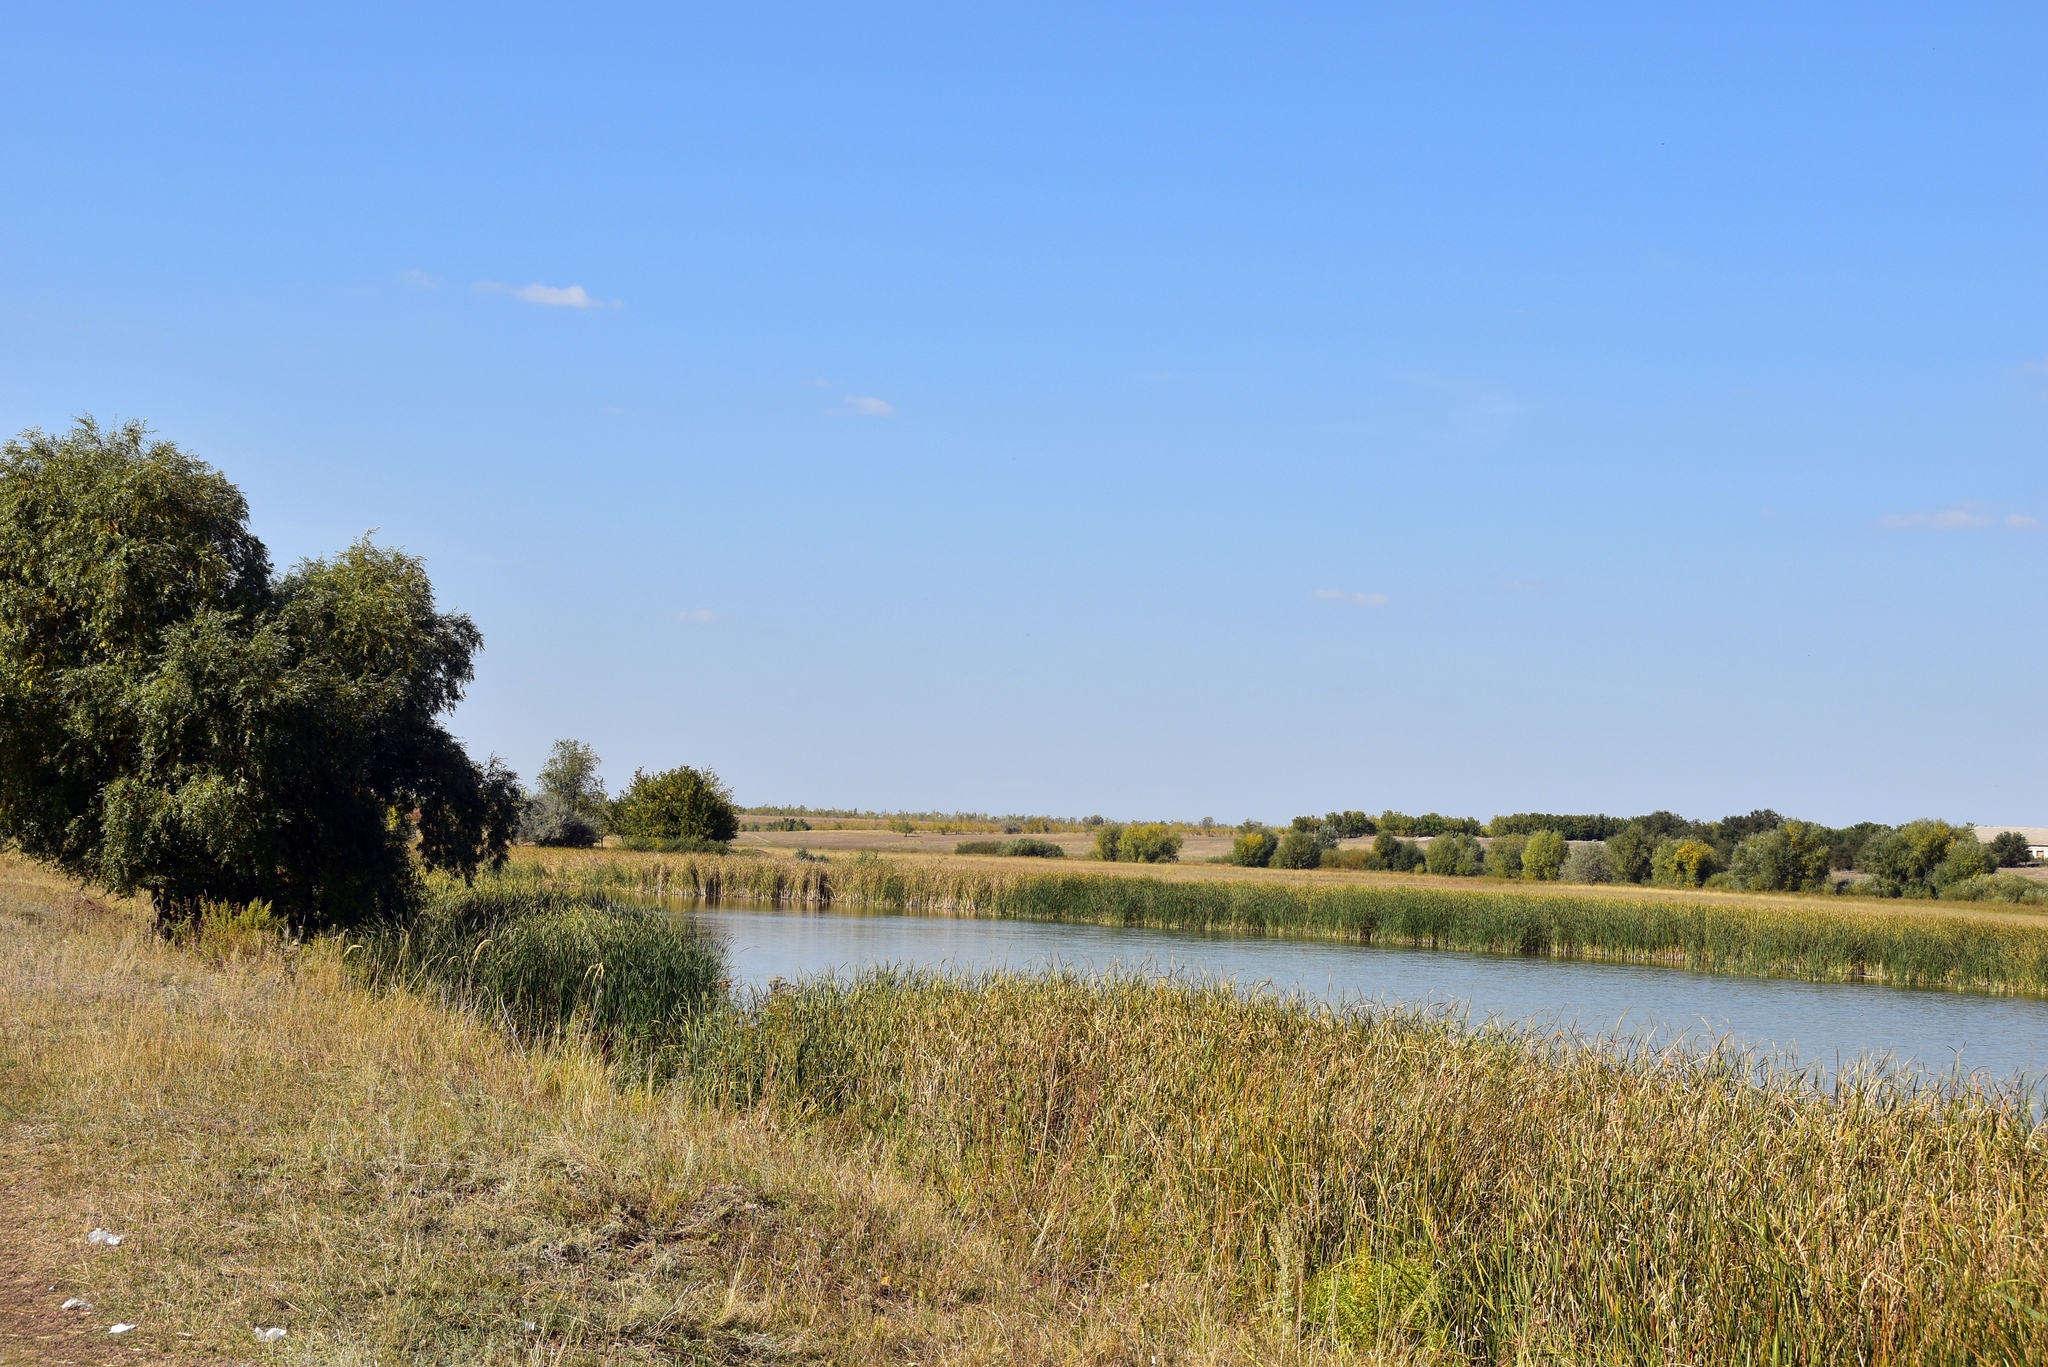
1878, 503, 2038, 532
680, 609, 718, 622
1314, 589, 1391, 607
477, 281, 613, 309
2009, 514, 2040, 531
835, 395, 894, 417
397, 269, 436, 290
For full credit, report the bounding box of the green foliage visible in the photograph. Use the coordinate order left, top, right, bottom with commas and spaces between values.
1378, 811, 1484, 837
0, 418, 520, 930
1521, 830, 1568, 882
353, 880, 726, 1045
1324, 810, 1376, 838
1858, 820, 1981, 898
1605, 825, 1658, 884
1423, 833, 1485, 877
1652, 838, 1720, 888
1486, 834, 1527, 879
1093, 823, 1125, 860
1302, 1250, 1439, 1349
1367, 832, 1424, 872
1117, 823, 1183, 863
1230, 830, 1278, 867
520, 738, 607, 847
1487, 813, 1625, 841
1272, 830, 1323, 870
1000, 837, 1065, 858
1728, 820, 1833, 893
1987, 830, 2035, 868
954, 840, 1006, 855
1938, 873, 2048, 905
1560, 841, 1612, 884
609, 765, 738, 847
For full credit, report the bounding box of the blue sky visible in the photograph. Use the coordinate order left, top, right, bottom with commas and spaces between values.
3, 2, 2042, 826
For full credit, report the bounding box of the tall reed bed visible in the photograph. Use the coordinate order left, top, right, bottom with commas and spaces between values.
671, 971, 2047, 1362
514, 851, 2048, 995
351, 880, 727, 1046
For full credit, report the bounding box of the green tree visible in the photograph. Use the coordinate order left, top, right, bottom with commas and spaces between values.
1366, 832, 1424, 872
1560, 841, 1612, 883
1727, 820, 1832, 892
1651, 837, 1719, 887
0, 419, 520, 930
1094, 823, 1125, 860
1522, 830, 1568, 881
1423, 833, 1484, 876
1117, 822, 1182, 863
1271, 829, 1322, 869
1230, 829, 1278, 867
1605, 825, 1658, 884
1857, 820, 1978, 898
521, 738, 606, 847
1987, 830, 2036, 868
1487, 833, 1528, 879
608, 765, 739, 847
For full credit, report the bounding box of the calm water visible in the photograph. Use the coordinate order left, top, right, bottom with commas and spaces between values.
666, 902, 2048, 1089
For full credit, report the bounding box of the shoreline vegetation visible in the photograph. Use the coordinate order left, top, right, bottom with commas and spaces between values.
509, 847, 2048, 996
7, 858, 2045, 1363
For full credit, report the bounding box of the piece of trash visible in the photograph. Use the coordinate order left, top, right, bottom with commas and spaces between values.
521, 1321, 537, 1333
109, 1324, 137, 1335
254, 1327, 287, 1342
60, 1298, 91, 1311
87, 1228, 124, 1246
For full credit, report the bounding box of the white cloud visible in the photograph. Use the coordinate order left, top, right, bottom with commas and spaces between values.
679, 609, 718, 623
1878, 503, 2037, 532
477, 280, 612, 308
397, 269, 436, 290
836, 395, 895, 417
1314, 589, 1391, 607
2009, 514, 2040, 531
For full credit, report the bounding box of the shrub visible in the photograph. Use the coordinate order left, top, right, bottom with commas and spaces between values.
1858, 820, 1976, 898
1094, 823, 1126, 860
1522, 830, 1568, 882
1486, 834, 1528, 879
1940, 873, 2048, 905
1231, 830, 1279, 867
519, 791, 604, 848
1272, 830, 1323, 870
521, 738, 607, 847
1987, 830, 2036, 868
1367, 832, 1424, 872
955, 840, 1007, 855
1001, 837, 1066, 858
1652, 838, 1720, 888
1728, 820, 1833, 893
1118, 823, 1183, 864
1559, 842, 1612, 884
1301, 1250, 1439, 1348
1423, 833, 1485, 877
609, 765, 738, 847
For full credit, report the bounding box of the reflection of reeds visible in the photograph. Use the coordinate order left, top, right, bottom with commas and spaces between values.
672, 970, 2048, 1358
512, 849, 2048, 995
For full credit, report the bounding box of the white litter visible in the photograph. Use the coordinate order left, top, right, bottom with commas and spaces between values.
522, 1320, 537, 1332
254, 1326, 287, 1342
109, 1324, 137, 1335
60, 1298, 91, 1311
87, 1229, 124, 1247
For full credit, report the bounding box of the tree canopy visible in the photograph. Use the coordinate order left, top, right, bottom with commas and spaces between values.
609, 764, 739, 848
0, 419, 519, 929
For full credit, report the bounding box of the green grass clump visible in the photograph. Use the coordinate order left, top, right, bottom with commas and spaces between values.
352, 881, 726, 1046
673, 971, 2048, 1362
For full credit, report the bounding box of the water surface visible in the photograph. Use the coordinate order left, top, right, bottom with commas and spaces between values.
667, 902, 2048, 1089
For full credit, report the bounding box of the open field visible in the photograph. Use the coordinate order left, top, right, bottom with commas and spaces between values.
514, 847, 2048, 995
6, 856, 2046, 1363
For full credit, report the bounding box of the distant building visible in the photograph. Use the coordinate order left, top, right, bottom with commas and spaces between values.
1975, 826, 2048, 862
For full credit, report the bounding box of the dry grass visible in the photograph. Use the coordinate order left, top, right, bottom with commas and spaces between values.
0, 856, 1353, 1365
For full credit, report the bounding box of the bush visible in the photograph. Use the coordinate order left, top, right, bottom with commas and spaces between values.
1728, 820, 1833, 893
1939, 873, 2048, 905
1858, 820, 1979, 898
520, 739, 607, 847
1652, 838, 1720, 888
1987, 830, 2036, 868
1094, 823, 1126, 860
1001, 837, 1065, 858
955, 840, 1006, 855
1272, 830, 1323, 870
1424, 833, 1485, 877
1118, 823, 1183, 864
1487, 834, 1528, 879
1367, 832, 1424, 872
1560, 842, 1612, 884
1230, 830, 1279, 867
1522, 830, 1568, 882
519, 791, 604, 848
609, 765, 738, 847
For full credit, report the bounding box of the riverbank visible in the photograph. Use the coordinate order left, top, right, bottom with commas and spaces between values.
513, 847, 2048, 995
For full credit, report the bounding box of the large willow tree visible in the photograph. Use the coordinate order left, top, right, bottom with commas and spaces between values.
0, 417, 520, 929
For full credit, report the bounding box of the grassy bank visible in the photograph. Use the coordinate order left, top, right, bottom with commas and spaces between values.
515, 848, 2048, 995
669, 971, 2048, 1362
